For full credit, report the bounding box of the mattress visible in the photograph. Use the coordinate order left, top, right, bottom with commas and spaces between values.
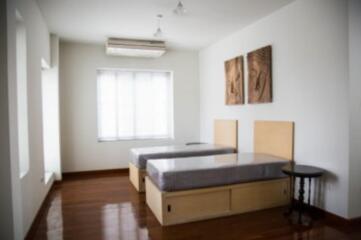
130, 144, 236, 169
147, 153, 289, 192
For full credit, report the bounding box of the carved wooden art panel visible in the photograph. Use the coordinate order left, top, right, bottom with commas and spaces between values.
225, 56, 244, 105
247, 46, 272, 104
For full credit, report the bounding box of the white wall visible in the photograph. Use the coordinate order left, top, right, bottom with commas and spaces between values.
6, 0, 54, 237
42, 35, 62, 180
199, 0, 350, 218
348, 0, 361, 219
59, 42, 199, 172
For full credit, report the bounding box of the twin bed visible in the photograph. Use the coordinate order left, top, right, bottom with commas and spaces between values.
129, 119, 238, 192
130, 120, 294, 226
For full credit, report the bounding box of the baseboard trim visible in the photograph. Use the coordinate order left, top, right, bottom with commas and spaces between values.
312, 205, 348, 226
349, 216, 361, 226
25, 182, 55, 240
25, 168, 129, 239
316, 207, 361, 228
62, 168, 129, 180
292, 199, 360, 227
24, 174, 361, 239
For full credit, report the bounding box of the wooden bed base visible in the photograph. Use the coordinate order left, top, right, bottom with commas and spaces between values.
145, 120, 294, 225
129, 162, 146, 192
146, 177, 290, 226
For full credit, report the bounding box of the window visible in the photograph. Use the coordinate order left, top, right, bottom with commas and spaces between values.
97, 69, 173, 141
41, 58, 61, 183
15, 10, 30, 178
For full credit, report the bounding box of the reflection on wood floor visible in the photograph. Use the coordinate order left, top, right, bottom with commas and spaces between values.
27, 172, 361, 240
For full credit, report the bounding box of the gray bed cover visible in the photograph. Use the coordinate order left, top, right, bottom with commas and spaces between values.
130, 144, 236, 169
147, 153, 289, 192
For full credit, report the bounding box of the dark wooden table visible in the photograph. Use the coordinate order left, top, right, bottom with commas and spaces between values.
282, 163, 324, 225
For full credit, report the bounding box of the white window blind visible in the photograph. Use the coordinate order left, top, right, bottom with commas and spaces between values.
97, 69, 173, 141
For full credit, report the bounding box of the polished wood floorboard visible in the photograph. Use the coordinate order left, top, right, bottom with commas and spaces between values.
28, 173, 361, 240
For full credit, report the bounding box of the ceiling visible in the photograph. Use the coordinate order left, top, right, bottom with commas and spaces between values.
36, 0, 294, 50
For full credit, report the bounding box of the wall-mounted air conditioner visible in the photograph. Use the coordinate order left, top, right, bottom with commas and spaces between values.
105, 38, 166, 58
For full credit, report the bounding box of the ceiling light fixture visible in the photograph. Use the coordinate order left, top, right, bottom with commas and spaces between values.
153, 14, 163, 38
173, 1, 187, 15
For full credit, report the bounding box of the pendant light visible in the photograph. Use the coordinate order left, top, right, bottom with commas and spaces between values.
154, 14, 163, 38
174, 1, 187, 15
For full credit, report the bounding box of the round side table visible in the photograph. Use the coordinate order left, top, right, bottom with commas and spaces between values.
282, 163, 324, 225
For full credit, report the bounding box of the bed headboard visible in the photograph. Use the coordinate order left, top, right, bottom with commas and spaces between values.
254, 121, 294, 160
214, 119, 238, 149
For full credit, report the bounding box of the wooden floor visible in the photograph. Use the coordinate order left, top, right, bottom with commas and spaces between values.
28, 172, 361, 240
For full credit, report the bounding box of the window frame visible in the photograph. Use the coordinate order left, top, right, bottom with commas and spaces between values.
96, 68, 174, 142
